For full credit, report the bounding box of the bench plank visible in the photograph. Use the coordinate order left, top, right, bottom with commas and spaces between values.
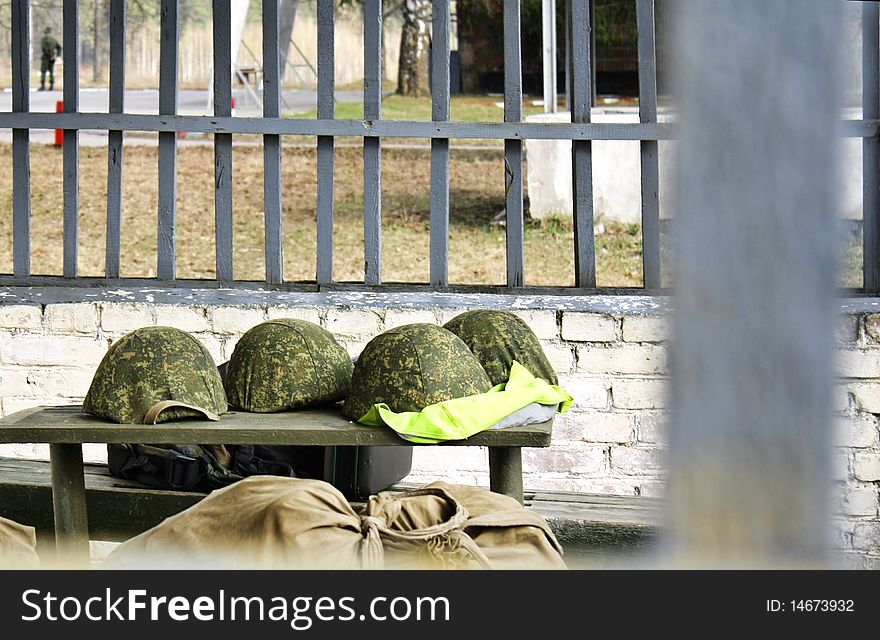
0, 458, 206, 541
0, 457, 660, 560
0, 406, 553, 447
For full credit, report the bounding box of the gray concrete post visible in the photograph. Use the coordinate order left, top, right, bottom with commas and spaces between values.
667, 0, 842, 566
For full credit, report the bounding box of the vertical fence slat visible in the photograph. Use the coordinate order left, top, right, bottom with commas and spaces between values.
864, 2, 880, 293
430, 0, 451, 287
62, 0, 79, 278
504, 0, 525, 288
11, 0, 30, 278
570, 0, 596, 288
638, 0, 661, 289
316, 0, 336, 285
263, 0, 284, 285
363, 0, 383, 285
214, 0, 234, 284
158, 0, 179, 281
106, 0, 126, 279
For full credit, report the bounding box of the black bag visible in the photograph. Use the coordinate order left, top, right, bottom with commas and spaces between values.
323, 445, 413, 501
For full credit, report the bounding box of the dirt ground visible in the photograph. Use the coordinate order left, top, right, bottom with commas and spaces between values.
0, 141, 648, 287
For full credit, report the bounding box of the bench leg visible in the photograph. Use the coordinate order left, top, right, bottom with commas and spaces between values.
488, 446, 524, 505
50, 443, 89, 566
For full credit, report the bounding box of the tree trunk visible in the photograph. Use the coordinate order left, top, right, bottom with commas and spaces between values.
92, 0, 104, 82
396, 0, 432, 96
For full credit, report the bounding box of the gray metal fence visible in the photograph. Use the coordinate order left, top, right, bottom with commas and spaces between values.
0, 1, 873, 293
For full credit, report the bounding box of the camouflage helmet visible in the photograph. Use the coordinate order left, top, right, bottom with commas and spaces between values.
224, 318, 353, 413
343, 323, 492, 421
83, 326, 228, 424
443, 310, 558, 386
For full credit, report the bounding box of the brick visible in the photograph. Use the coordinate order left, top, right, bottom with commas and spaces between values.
0, 334, 107, 368
837, 349, 880, 378
435, 308, 469, 325
411, 446, 486, 473
541, 342, 573, 374
0, 367, 93, 399
832, 451, 850, 481
612, 379, 668, 409
511, 310, 559, 340
638, 413, 667, 444
526, 477, 639, 495
833, 553, 866, 570
610, 446, 665, 476
383, 309, 439, 330
553, 411, 634, 443
834, 416, 878, 448
577, 344, 667, 375
623, 315, 670, 343
557, 375, 608, 409
853, 452, 880, 481
865, 314, 880, 342
561, 312, 617, 342
209, 306, 266, 334
100, 303, 155, 333
154, 305, 210, 333
196, 334, 225, 364
852, 522, 880, 551
839, 487, 879, 516
405, 471, 488, 487
325, 309, 383, 339
849, 383, 880, 413
523, 445, 605, 475
1, 397, 70, 416
266, 306, 323, 325
579, 413, 634, 444
0, 443, 49, 458
638, 481, 665, 498
838, 315, 860, 343
0, 305, 43, 330
834, 386, 851, 413
340, 340, 371, 360
82, 444, 109, 464
44, 303, 98, 334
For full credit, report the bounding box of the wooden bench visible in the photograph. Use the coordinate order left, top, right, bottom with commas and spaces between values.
0, 456, 661, 567
0, 405, 557, 563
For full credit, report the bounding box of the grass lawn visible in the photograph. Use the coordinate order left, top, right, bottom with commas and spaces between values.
0, 142, 646, 287
295, 94, 548, 123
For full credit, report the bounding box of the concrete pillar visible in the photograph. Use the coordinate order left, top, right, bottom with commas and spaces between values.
667, 0, 842, 566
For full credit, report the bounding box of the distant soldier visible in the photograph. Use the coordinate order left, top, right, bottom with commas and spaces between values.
39, 27, 61, 91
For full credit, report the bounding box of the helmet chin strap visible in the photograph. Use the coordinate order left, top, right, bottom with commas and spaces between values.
143, 400, 221, 425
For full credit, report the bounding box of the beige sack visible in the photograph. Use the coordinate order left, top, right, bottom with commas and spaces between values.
105, 476, 565, 569
0, 516, 40, 569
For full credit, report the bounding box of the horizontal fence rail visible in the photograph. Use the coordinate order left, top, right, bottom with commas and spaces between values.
0, 0, 878, 293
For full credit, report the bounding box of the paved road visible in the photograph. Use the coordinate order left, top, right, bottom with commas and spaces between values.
0, 87, 362, 146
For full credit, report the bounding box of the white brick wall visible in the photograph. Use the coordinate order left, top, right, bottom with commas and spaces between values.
325, 309, 383, 338
45, 304, 99, 334
577, 344, 667, 375
210, 306, 267, 334
0, 305, 42, 329
622, 315, 670, 343
154, 305, 211, 333
0, 298, 878, 566
561, 313, 617, 342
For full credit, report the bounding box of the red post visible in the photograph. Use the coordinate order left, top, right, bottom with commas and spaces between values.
54, 101, 64, 147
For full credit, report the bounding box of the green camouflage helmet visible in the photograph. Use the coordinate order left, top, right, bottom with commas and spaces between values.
343, 323, 492, 421
224, 319, 353, 412
82, 326, 228, 424
443, 310, 558, 386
